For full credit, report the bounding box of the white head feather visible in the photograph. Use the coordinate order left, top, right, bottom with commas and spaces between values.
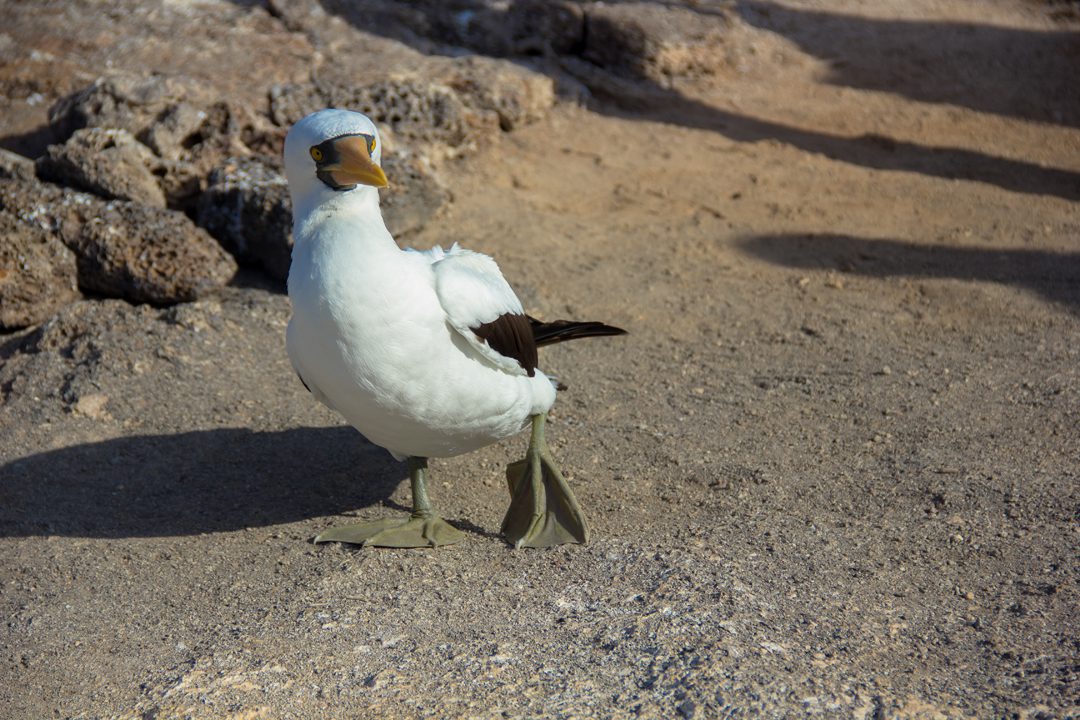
283, 109, 385, 223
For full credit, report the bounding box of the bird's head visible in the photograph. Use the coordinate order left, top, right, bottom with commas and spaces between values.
283, 109, 388, 214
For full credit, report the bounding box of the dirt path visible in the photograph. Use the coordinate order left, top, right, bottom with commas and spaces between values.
1, 1, 1077, 717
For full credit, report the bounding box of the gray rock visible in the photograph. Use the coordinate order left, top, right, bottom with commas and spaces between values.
154, 101, 284, 211
138, 102, 209, 161
380, 152, 452, 239
507, 0, 586, 56
583, 3, 733, 81
0, 176, 92, 242
35, 128, 167, 208
47, 73, 205, 143
0, 177, 236, 305
72, 202, 238, 304
0, 211, 81, 330
0, 148, 36, 182
48, 74, 283, 210
440, 56, 556, 132
270, 79, 469, 148
197, 156, 293, 282
271, 57, 554, 149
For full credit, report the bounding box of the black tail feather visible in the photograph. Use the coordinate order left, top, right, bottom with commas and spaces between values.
528, 316, 628, 347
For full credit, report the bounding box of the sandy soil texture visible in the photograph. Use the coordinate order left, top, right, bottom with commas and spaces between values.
1, 0, 1078, 717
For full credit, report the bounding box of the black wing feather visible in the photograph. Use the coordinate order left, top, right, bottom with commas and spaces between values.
472, 314, 627, 377
527, 316, 628, 347
474, 313, 539, 376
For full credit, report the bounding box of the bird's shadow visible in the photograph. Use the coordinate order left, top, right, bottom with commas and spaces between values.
0, 426, 408, 539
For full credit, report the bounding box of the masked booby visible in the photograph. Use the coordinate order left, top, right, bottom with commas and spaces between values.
283, 109, 625, 548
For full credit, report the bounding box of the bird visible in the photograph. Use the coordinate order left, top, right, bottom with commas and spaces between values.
283, 108, 625, 549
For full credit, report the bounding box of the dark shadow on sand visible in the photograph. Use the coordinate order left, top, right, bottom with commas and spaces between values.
597, 90, 1080, 201
0, 124, 57, 161
737, 232, 1080, 311
738, 1, 1080, 128
0, 426, 406, 538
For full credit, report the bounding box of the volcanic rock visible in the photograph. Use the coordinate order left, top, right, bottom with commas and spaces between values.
0, 177, 236, 305
35, 128, 166, 207
0, 148, 36, 182
270, 58, 554, 152
0, 211, 81, 330
197, 156, 293, 282
47, 74, 207, 144
47, 74, 283, 210
380, 152, 452, 239
270, 79, 469, 149
72, 202, 237, 304
583, 3, 733, 81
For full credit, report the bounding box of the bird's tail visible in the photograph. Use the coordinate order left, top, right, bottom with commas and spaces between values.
528, 316, 627, 347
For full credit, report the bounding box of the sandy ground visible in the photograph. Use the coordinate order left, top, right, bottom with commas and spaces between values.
1, 0, 1078, 717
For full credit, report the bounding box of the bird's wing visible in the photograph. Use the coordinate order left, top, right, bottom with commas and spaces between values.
428, 245, 538, 376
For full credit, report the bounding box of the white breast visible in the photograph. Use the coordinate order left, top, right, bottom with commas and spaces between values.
286, 212, 556, 460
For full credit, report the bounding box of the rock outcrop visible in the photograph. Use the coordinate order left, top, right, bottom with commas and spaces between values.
35, 128, 167, 208
197, 156, 293, 283
0, 177, 237, 311
0, 211, 82, 331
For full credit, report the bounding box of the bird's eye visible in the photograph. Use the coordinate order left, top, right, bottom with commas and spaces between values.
368, 138, 376, 154
310, 147, 323, 162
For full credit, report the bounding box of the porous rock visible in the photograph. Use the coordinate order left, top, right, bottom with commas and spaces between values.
0, 177, 236, 305
270, 58, 554, 151
270, 79, 469, 148
48, 74, 283, 210
380, 152, 452, 239
0, 176, 91, 242
0, 148, 36, 182
47, 74, 207, 144
35, 128, 167, 208
197, 156, 293, 282
153, 100, 283, 211
72, 202, 238, 304
440, 56, 557, 132
50, 75, 270, 164
0, 211, 81, 330
138, 103, 209, 161
583, 3, 733, 81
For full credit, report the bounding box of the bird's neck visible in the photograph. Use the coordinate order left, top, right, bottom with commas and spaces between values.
294, 187, 396, 253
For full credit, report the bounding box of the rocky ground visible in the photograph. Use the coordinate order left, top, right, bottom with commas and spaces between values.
1, 0, 1078, 717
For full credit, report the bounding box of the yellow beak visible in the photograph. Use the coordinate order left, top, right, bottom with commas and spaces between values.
325, 136, 388, 188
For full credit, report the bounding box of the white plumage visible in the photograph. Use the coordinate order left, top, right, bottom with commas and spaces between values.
284, 110, 556, 461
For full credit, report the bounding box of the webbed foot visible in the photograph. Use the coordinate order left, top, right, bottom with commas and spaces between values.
314, 513, 464, 548
502, 414, 589, 548
313, 456, 464, 549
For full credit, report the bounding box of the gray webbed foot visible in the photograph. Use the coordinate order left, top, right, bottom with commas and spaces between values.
314, 457, 463, 549
502, 414, 589, 548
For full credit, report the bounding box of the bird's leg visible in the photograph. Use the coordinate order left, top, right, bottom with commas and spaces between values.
502, 414, 589, 548
313, 457, 464, 548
